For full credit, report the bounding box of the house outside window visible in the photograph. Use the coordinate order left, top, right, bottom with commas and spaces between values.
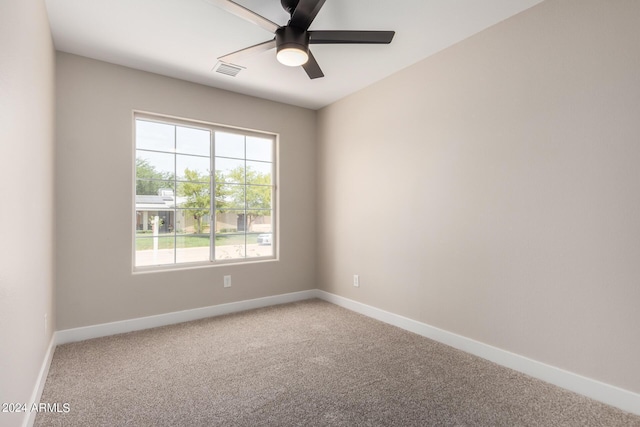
134, 113, 276, 269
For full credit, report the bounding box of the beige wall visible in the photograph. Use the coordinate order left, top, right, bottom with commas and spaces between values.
0, 0, 55, 425
318, 0, 640, 394
55, 53, 316, 330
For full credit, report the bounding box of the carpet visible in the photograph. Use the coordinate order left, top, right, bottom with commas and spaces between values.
35, 299, 640, 426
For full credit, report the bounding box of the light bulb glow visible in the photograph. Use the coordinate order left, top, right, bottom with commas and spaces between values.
276, 48, 309, 66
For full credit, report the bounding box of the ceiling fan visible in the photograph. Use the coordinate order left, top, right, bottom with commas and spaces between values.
208, 0, 395, 79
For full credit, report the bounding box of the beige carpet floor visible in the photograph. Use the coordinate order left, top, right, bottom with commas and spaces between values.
36, 299, 640, 426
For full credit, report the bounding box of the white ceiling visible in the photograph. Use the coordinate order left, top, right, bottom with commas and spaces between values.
45, 0, 542, 110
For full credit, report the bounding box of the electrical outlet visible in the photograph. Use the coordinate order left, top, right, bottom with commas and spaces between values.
353, 274, 360, 287
224, 275, 232, 288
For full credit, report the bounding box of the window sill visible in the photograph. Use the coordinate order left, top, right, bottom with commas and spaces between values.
132, 256, 278, 275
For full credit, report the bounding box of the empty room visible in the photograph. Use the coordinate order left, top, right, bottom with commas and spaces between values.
1, 0, 639, 426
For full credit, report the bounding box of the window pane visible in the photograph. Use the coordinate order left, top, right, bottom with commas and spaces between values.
246, 161, 271, 185
245, 185, 271, 209
215, 132, 244, 159
136, 155, 175, 184
176, 126, 210, 156
247, 233, 273, 258
217, 184, 245, 209
175, 209, 210, 234
135, 211, 175, 235
176, 182, 210, 210
135, 236, 175, 266
215, 210, 242, 233
136, 150, 175, 177
246, 136, 272, 162
215, 233, 245, 260
246, 210, 272, 233
176, 154, 210, 180
215, 208, 245, 260
215, 157, 245, 183
136, 180, 175, 196
176, 234, 210, 264
136, 120, 175, 152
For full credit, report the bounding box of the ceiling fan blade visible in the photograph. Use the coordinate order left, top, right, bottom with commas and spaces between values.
309, 30, 395, 44
218, 39, 277, 64
289, 0, 326, 30
302, 50, 324, 79
205, 0, 279, 33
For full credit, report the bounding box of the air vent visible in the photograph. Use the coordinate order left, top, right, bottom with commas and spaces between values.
213, 62, 245, 77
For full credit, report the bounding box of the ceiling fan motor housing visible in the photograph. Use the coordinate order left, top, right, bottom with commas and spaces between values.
275, 26, 310, 56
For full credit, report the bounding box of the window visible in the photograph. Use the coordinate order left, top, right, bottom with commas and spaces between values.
134, 113, 276, 269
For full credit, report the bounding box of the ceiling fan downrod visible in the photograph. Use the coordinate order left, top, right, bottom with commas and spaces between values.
280, 0, 300, 15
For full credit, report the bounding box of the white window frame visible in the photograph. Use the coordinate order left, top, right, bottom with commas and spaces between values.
132, 111, 278, 272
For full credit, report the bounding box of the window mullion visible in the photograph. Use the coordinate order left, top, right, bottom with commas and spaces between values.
244, 137, 248, 258
210, 129, 215, 263
173, 125, 177, 265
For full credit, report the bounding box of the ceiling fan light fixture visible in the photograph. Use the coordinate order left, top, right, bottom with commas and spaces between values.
277, 47, 309, 66
275, 26, 310, 67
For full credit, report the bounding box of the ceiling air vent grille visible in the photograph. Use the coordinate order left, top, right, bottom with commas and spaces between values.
213, 62, 244, 77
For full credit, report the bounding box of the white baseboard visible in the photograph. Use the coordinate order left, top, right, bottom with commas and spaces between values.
56, 290, 317, 345
23, 335, 56, 427
315, 290, 640, 416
